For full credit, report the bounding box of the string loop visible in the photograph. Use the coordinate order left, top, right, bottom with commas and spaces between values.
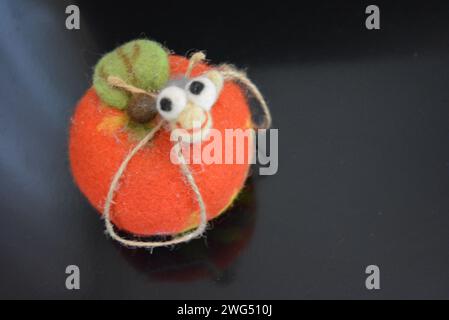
218, 64, 272, 129
103, 121, 208, 248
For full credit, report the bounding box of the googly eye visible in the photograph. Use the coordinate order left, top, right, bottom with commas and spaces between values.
186, 77, 218, 111
156, 86, 187, 121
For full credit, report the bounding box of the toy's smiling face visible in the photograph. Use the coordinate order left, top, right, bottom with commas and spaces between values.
156, 70, 224, 144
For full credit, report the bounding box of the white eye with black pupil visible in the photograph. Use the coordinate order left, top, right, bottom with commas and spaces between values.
189, 81, 205, 95
159, 98, 172, 111
156, 86, 187, 121
186, 77, 217, 111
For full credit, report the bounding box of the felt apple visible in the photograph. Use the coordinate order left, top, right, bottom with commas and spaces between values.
69, 39, 256, 238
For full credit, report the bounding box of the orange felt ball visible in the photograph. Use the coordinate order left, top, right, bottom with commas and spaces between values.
69, 55, 253, 236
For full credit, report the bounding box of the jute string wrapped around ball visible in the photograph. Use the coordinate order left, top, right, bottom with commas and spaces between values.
102, 52, 271, 248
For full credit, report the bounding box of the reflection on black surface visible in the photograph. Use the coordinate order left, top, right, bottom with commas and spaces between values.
115, 179, 257, 284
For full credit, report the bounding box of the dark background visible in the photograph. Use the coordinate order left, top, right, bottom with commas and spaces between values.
1, 0, 449, 299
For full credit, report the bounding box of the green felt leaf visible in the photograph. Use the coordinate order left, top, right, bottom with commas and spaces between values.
93, 39, 169, 109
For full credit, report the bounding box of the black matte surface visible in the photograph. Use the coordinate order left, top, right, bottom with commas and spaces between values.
1, 0, 449, 299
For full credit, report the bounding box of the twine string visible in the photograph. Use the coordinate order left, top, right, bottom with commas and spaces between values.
218, 64, 272, 129
103, 121, 208, 248
107, 76, 157, 98
185, 52, 206, 77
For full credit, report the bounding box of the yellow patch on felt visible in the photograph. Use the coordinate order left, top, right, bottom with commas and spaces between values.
246, 117, 253, 129
181, 188, 242, 233
221, 188, 241, 213
183, 210, 200, 232
97, 114, 128, 135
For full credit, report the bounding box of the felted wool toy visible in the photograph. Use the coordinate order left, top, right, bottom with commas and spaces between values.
69, 39, 271, 248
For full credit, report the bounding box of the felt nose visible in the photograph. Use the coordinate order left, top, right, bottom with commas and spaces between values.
177, 102, 206, 129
